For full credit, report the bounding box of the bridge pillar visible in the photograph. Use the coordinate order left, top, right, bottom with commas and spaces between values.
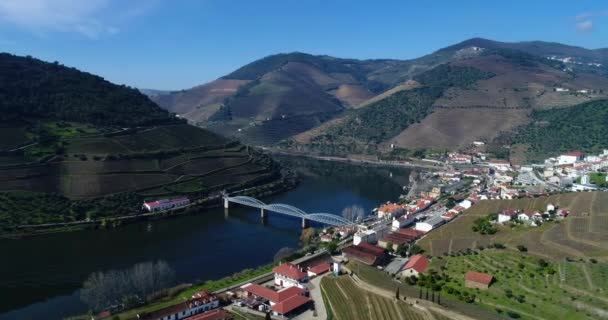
260, 208, 266, 219
302, 217, 308, 229
223, 197, 229, 209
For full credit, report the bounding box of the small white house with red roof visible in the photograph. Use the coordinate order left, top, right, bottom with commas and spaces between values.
273, 263, 308, 288
498, 209, 519, 223
307, 262, 331, 278
400, 254, 429, 277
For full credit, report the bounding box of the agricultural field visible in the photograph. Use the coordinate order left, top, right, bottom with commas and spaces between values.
427, 250, 608, 320
419, 192, 608, 260
0, 123, 280, 229
320, 275, 429, 320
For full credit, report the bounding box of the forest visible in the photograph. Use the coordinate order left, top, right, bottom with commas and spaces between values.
0, 53, 178, 127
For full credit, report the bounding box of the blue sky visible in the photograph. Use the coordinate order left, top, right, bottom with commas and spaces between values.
0, 0, 606, 90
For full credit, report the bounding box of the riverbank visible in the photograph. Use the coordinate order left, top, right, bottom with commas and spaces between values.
0, 175, 297, 240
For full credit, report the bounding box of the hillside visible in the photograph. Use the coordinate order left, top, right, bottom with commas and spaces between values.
0, 54, 285, 232
153, 38, 608, 158
0, 53, 175, 127
287, 45, 608, 155
494, 99, 608, 161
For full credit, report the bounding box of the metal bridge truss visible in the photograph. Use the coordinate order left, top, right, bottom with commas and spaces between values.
224, 195, 353, 227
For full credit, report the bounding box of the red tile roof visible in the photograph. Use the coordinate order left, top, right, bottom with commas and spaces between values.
402, 254, 429, 273
188, 309, 231, 320
563, 151, 584, 157
343, 248, 377, 265
271, 294, 311, 315
465, 271, 494, 285
356, 242, 386, 256
396, 228, 423, 238
273, 263, 307, 280
308, 263, 331, 275
381, 232, 414, 245
243, 284, 305, 304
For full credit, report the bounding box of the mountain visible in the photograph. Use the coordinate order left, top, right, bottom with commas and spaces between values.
0, 53, 285, 232
151, 38, 608, 160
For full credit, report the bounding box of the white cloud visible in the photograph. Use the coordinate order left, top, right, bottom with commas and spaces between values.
576, 19, 593, 32
0, 0, 157, 39
574, 10, 608, 34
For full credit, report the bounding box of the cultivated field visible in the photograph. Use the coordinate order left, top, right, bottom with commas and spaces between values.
0, 123, 272, 199
320, 276, 429, 320
419, 192, 608, 260
429, 250, 608, 320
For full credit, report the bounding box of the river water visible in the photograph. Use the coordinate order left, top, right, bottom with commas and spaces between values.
0, 157, 410, 319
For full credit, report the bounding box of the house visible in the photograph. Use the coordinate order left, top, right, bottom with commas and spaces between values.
401, 254, 429, 277
447, 153, 472, 164
353, 228, 377, 245
457, 200, 472, 209
415, 216, 445, 232
441, 211, 457, 221
377, 203, 406, 219
391, 215, 415, 230
342, 243, 386, 266
307, 263, 331, 278
273, 263, 308, 288
464, 271, 494, 289
142, 198, 190, 212
241, 283, 311, 317
498, 209, 518, 223
137, 291, 219, 320
518, 210, 540, 221
487, 160, 511, 171
558, 152, 584, 165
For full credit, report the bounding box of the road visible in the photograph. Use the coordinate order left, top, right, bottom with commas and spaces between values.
266, 149, 446, 171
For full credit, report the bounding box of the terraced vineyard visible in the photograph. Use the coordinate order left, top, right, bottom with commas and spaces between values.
0, 122, 283, 230
419, 192, 608, 259
428, 250, 608, 319
320, 276, 428, 320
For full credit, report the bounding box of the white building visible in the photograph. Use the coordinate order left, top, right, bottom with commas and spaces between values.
137, 291, 219, 320
558, 152, 584, 165
498, 209, 518, 223
273, 263, 308, 288
572, 183, 598, 191
353, 228, 377, 245
458, 199, 473, 209
487, 160, 511, 171
391, 215, 416, 231
415, 216, 445, 232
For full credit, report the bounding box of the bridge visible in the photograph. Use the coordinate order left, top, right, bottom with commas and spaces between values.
222, 194, 354, 228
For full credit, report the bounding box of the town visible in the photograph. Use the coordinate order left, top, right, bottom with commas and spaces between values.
96, 145, 608, 320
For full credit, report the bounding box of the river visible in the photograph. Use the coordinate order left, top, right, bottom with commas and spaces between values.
0, 157, 411, 319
